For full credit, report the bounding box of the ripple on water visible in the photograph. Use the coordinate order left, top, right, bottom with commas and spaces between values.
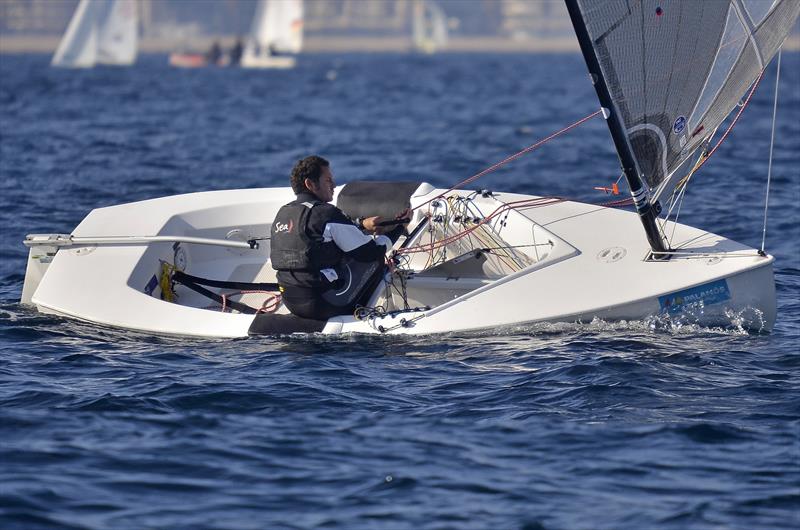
1, 52, 798, 530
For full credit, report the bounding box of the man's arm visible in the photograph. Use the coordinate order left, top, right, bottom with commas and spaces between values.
358, 207, 412, 235
316, 206, 392, 262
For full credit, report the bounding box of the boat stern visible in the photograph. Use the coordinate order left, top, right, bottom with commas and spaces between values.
20, 234, 68, 305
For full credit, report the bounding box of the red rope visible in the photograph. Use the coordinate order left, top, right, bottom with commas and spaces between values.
691, 69, 765, 174
413, 109, 603, 212
399, 71, 767, 260
214, 290, 282, 313
599, 196, 634, 208
593, 70, 766, 210
258, 293, 282, 313
399, 197, 562, 255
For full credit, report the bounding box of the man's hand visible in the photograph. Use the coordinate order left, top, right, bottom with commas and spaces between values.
395, 207, 412, 225
361, 208, 413, 235
361, 216, 383, 234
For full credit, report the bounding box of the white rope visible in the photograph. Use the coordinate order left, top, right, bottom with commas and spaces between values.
668, 184, 688, 249
761, 48, 782, 253
661, 174, 692, 248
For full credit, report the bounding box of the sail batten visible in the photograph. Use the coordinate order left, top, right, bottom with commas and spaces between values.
570, 0, 799, 204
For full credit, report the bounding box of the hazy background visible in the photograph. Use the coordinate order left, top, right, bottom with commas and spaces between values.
4, 0, 797, 54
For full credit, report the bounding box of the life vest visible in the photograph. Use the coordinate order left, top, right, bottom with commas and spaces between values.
270, 200, 343, 271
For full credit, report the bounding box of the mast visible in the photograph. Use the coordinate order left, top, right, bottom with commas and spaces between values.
564, 0, 669, 258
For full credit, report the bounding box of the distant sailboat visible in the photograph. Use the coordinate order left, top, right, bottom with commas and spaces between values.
241, 0, 304, 69
52, 0, 138, 68
168, 41, 227, 69
412, 0, 448, 54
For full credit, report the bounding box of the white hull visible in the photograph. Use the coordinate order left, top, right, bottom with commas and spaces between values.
21, 184, 776, 337
240, 54, 296, 69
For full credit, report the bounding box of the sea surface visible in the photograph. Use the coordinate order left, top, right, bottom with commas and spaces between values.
0, 52, 798, 530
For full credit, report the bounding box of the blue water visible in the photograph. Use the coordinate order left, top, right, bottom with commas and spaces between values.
1, 52, 799, 529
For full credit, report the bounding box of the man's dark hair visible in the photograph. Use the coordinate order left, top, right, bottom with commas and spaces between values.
290, 155, 329, 194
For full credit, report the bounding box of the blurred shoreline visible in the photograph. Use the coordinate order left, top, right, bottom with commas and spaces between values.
4, 35, 577, 54
3, 33, 798, 55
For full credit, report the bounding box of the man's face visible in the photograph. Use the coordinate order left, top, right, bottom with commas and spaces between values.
306, 166, 336, 203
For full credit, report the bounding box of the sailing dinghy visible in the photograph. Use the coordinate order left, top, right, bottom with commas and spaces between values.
240, 0, 304, 69
51, 0, 138, 68
23, 0, 798, 337
412, 0, 449, 54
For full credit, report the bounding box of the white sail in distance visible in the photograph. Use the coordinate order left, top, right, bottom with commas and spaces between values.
95, 0, 138, 65
413, 0, 448, 53
244, 0, 304, 60
52, 0, 138, 68
51, 0, 98, 67
571, 0, 799, 203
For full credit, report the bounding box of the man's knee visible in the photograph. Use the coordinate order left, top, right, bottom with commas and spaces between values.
283, 294, 343, 321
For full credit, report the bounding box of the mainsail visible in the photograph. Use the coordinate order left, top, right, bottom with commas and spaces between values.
244, 0, 304, 59
567, 0, 799, 205
413, 0, 449, 53
51, 0, 98, 67
52, 0, 138, 68
95, 0, 138, 65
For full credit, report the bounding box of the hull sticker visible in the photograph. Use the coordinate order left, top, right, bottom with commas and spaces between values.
144, 274, 158, 296
673, 115, 686, 134
659, 279, 731, 314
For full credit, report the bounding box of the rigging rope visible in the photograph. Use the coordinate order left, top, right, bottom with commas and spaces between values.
605, 66, 767, 219
393, 110, 601, 262
398, 197, 562, 256
413, 109, 602, 213
378, 76, 780, 317
398, 73, 769, 265
649, 66, 769, 249
761, 48, 781, 254
690, 69, 765, 175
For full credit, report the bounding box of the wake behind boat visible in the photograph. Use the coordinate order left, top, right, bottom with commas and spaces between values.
23, 0, 798, 337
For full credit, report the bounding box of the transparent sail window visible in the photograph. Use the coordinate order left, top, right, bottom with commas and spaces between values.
689, 6, 749, 131
742, 0, 778, 25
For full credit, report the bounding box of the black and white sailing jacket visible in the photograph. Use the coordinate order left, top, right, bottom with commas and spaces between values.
270, 192, 393, 290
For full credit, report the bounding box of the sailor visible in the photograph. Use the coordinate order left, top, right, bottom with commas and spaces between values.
270, 156, 410, 320
229, 37, 243, 66
206, 40, 222, 65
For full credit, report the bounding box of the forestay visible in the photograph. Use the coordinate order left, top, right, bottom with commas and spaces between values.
571, 0, 799, 203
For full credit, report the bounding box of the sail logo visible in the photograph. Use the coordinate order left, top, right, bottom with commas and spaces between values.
673, 116, 687, 134
659, 279, 730, 314
274, 220, 293, 234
